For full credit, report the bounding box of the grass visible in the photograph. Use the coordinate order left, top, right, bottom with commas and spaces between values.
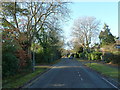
35, 59, 61, 68
36, 59, 61, 65
50, 59, 61, 64
2, 68, 47, 88
76, 58, 88, 61
3, 59, 61, 88
85, 63, 119, 79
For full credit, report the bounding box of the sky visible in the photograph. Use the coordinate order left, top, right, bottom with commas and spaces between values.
63, 2, 118, 49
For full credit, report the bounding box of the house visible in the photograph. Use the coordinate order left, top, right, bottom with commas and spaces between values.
115, 37, 120, 50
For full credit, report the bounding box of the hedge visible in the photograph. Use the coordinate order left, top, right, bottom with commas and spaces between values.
87, 52, 102, 61
102, 52, 120, 64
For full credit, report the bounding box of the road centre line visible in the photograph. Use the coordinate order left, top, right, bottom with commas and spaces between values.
102, 77, 119, 89
77, 72, 83, 81
79, 74, 81, 76
81, 78, 83, 81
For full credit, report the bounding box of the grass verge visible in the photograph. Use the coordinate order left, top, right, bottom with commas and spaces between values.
85, 63, 119, 79
3, 59, 61, 88
50, 59, 61, 64
76, 58, 89, 62
2, 68, 47, 88
34, 59, 61, 68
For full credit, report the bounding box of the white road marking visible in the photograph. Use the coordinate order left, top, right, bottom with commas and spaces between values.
77, 73, 83, 81
102, 77, 119, 89
79, 74, 81, 76
81, 78, 83, 81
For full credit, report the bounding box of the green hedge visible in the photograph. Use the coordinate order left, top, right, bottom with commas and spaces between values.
74, 53, 79, 58
79, 52, 86, 59
91, 52, 102, 60
78, 50, 119, 64
87, 52, 102, 61
102, 53, 113, 63
2, 53, 19, 77
87, 53, 91, 60
112, 52, 120, 64
102, 52, 120, 64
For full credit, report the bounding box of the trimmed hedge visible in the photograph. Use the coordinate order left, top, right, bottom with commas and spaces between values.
87, 53, 91, 60
76, 50, 119, 64
102, 52, 120, 64
91, 52, 102, 60
102, 53, 113, 63
87, 52, 102, 61
112, 52, 120, 64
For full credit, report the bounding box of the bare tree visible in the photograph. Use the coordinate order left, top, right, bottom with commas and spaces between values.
72, 16, 100, 49
1, 2, 70, 71
1, 1, 70, 48
66, 40, 74, 50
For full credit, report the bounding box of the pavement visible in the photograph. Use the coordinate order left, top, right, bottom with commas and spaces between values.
23, 58, 120, 89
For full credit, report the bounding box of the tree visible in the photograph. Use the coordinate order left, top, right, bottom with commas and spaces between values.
2, 33, 20, 77
72, 16, 100, 51
1, 2, 70, 73
1, 2, 70, 52
99, 23, 116, 46
74, 45, 83, 53
66, 40, 74, 50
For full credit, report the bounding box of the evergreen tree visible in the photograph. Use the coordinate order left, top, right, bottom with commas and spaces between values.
99, 23, 116, 46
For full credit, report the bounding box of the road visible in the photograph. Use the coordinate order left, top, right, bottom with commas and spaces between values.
25, 58, 119, 88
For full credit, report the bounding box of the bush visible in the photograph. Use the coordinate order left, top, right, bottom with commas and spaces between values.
75, 53, 79, 58
112, 52, 120, 64
79, 51, 90, 59
35, 52, 44, 64
102, 53, 114, 63
87, 53, 91, 60
2, 43, 20, 77
101, 52, 120, 64
2, 53, 19, 77
90, 52, 102, 61
79, 53, 85, 59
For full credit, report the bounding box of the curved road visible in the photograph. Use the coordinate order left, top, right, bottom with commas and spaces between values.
25, 58, 119, 89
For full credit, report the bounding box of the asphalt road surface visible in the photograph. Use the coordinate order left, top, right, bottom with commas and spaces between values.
25, 58, 119, 89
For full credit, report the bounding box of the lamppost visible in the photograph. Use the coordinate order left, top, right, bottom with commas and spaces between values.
32, 25, 36, 72
32, 39, 35, 72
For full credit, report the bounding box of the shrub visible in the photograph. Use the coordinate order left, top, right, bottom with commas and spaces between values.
74, 54, 76, 58
2, 53, 19, 77
87, 53, 91, 60
79, 53, 85, 59
85, 53, 88, 58
112, 52, 120, 64
2, 43, 20, 77
101, 52, 120, 64
102, 53, 114, 63
75, 53, 79, 58
90, 52, 102, 60
35, 52, 44, 64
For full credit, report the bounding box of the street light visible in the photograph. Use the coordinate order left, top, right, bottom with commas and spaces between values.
32, 25, 36, 72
